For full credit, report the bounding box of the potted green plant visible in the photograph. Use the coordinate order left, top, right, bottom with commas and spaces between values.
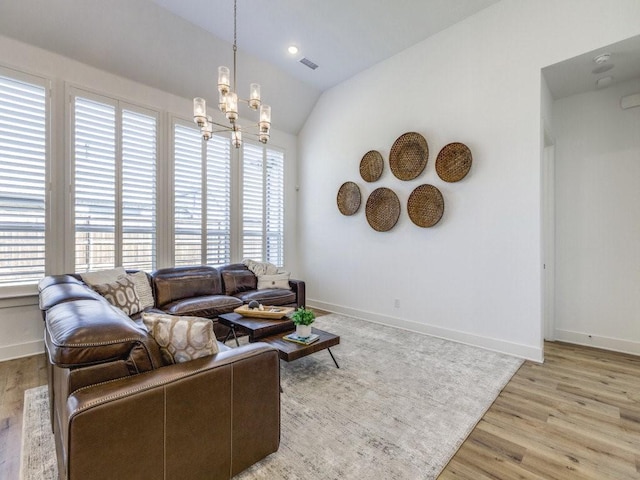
291, 306, 315, 338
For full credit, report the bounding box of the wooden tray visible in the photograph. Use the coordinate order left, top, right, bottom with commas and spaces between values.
234, 305, 294, 319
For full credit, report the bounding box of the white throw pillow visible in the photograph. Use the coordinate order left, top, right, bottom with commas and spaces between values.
142, 312, 219, 364
127, 271, 154, 310
80, 267, 127, 286
257, 272, 291, 290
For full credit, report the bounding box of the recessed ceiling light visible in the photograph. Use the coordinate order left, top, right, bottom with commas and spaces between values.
593, 53, 611, 64
288, 45, 299, 55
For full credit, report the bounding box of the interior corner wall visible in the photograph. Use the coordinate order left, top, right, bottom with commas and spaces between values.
553, 77, 640, 355
297, 0, 640, 362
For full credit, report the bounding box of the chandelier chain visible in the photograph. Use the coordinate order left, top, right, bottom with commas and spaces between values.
233, 0, 237, 93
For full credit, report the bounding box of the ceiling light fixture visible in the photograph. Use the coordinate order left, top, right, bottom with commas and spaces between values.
193, 0, 271, 148
288, 45, 299, 55
593, 53, 611, 64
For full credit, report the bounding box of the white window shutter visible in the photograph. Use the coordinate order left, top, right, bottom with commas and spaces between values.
206, 134, 231, 266
241, 142, 264, 261
0, 74, 47, 286
73, 97, 116, 272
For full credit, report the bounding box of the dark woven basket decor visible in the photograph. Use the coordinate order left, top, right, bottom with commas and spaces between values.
359, 150, 384, 182
365, 187, 401, 232
435, 142, 472, 182
389, 132, 429, 181
337, 181, 361, 216
407, 184, 444, 228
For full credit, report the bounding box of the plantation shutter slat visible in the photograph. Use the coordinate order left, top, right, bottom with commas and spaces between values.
241, 143, 264, 261
74, 97, 116, 272
0, 74, 47, 285
266, 148, 285, 266
122, 109, 156, 271
174, 124, 203, 266
206, 134, 231, 267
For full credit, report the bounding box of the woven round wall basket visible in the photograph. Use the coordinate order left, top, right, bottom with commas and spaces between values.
337, 181, 361, 216
365, 187, 401, 232
435, 142, 472, 182
389, 132, 429, 181
359, 150, 384, 182
407, 184, 444, 228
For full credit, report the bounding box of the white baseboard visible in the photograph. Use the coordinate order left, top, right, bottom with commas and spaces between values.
308, 299, 543, 363
0, 339, 44, 362
554, 329, 640, 356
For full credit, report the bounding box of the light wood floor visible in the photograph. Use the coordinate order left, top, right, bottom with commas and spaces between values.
1, 342, 639, 479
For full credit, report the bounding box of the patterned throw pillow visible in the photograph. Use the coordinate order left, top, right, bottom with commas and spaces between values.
142, 312, 219, 364
93, 276, 142, 316
257, 272, 291, 290
127, 271, 154, 310
80, 266, 127, 286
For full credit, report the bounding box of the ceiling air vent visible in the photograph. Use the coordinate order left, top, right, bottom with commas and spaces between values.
299, 57, 319, 70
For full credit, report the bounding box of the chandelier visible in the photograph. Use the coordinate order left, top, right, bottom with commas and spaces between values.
192, 0, 271, 148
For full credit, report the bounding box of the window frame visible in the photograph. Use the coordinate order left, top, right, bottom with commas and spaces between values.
67, 86, 160, 274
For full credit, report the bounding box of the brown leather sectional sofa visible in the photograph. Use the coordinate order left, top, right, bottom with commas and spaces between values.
38, 264, 305, 480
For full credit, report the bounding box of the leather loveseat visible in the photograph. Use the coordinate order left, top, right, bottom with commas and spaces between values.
37, 263, 300, 480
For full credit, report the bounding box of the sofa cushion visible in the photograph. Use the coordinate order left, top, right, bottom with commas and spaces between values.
234, 289, 296, 306
80, 267, 127, 287
93, 276, 143, 316
128, 271, 154, 310
45, 299, 150, 367
142, 312, 218, 364
39, 282, 103, 311
221, 270, 257, 296
163, 295, 243, 318
152, 266, 222, 308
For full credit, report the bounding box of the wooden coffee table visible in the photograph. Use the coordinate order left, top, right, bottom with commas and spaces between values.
218, 312, 340, 368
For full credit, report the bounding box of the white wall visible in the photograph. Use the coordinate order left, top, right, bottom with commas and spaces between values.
298, 0, 640, 361
0, 35, 299, 361
553, 77, 640, 354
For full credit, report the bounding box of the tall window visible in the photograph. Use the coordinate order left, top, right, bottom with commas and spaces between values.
0, 71, 48, 286
173, 122, 231, 267
242, 142, 284, 266
73, 92, 157, 272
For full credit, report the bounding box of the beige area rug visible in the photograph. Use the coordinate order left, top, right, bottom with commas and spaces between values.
21, 314, 523, 480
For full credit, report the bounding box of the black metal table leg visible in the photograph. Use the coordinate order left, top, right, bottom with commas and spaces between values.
223, 324, 240, 347
327, 348, 340, 368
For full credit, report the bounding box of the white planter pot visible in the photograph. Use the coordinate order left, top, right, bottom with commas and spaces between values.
296, 324, 312, 339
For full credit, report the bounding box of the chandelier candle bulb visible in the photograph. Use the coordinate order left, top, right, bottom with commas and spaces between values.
193, 98, 207, 127
218, 66, 230, 95
202, 115, 213, 141
249, 83, 261, 109
225, 92, 238, 121
232, 128, 242, 148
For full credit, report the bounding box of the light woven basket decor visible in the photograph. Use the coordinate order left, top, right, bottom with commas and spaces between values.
337, 181, 361, 216
407, 184, 444, 228
435, 142, 472, 182
389, 132, 429, 181
359, 150, 384, 182
365, 187, 401, 232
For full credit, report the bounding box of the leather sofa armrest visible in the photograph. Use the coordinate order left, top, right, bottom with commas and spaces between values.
62, 343, 280, 480
289, 279, 305, 308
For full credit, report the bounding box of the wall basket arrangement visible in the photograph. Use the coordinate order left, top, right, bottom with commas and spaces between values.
407, 184, 444, 227
336, 181, 361, 216
365, 187, 400, 232
337, 131, 472, 231
389, 132, 429, 181
435, 142, 472, 182
359, 150, 384, 182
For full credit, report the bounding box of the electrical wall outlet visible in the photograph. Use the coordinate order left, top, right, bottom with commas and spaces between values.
394, 298, 400, 308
